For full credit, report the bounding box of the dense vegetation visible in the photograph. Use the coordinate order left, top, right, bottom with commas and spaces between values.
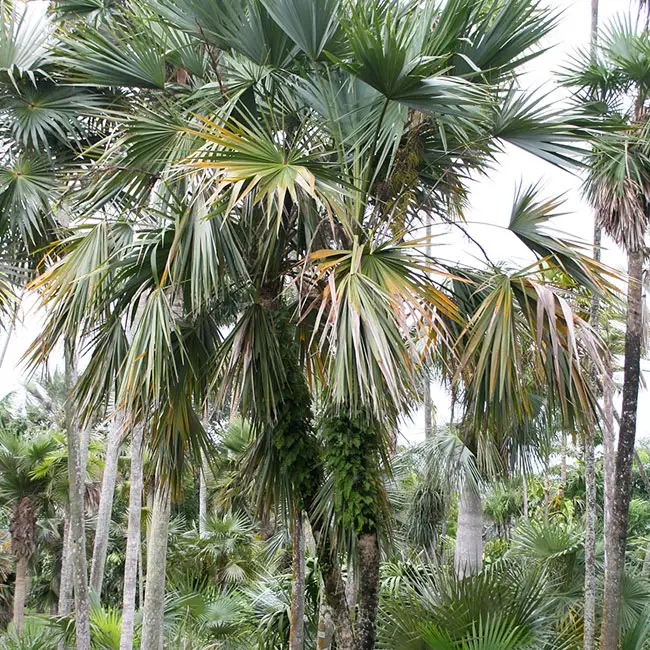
0, 0, 650, 649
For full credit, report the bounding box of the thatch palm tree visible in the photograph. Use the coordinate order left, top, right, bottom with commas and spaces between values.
563, 13, 650, 649
0, 428, 56, 634
30, 0, 616, 647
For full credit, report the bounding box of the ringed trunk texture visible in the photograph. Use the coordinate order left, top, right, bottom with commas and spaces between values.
119, 422, 145, 650
198, 454, 208, 537
289, 510, 306, 650
603, 355, 616, 552
357, 531, 380, 650
455, 482, 483, 578
13, 557, 27, 634
423, 380, 433, 440
584, 423, 597, 650
522, 471, 529, 521
140, 487, 171, 650
601, 248, 644, 650
57, 506, 73, 650
90, 415, 123, 595
322, 554, 357, 650
64, 341, 91, 650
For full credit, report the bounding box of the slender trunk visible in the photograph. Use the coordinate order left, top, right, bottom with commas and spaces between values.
584, 423, 597, 650
603, 355, 616, 553
356, 531, 380, 650
140, 486, 170, 650
119, 422, 145, 650
289, 510, 306, 650
601, 248, 644, 650
522, 471, 529, 521
583, 8, 614, 650
58, 506, 73, 617
0, 295, 20, 371
322, 555, 357, 650
317, 602, 335, 650
138, 542, 144, 610
345, 558, 356, 616
12, 557, 27, 634
199, 454, 207, 536
64, 340, 91, 650
559, 432, 567, 498
424, 380, 432, 440
455, 482, 483, 578
90, 416, 123, 595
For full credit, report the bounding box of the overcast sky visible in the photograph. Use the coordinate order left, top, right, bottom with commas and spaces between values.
2, 0, 645, 445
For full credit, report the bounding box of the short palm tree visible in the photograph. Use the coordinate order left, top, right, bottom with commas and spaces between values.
0, 427, 56, 633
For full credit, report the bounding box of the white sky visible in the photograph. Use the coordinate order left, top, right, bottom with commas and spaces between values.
2, 0, 646, 445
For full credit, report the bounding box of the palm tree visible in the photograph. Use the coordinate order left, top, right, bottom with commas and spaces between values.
30, 0, 615, 647
563, 13, 650, 649
0, 426, 56, 634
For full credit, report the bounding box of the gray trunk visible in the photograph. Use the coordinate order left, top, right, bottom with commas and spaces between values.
90, 415, 123, 595
58, 506, 73, 616
198, 454, 207, 537
423, 380, 433, 440
317, 602, 334, 650
289, 510, 306, 650
13, 557, 27, 634
559, 431, 567, 498
345, 558, 356, 615
522, 471, 529, 521
64, 340, 91, 650
140, 486, 171, 650
455, 482, 483, 578
584, 424, 597, 650
603, 356, 616, 560
601, 248, 644, 650
119, 422, 145, 650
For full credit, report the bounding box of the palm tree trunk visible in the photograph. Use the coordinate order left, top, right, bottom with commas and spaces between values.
522, 471, 529, 521
601, 248, 644, 650
13, 557, 27, 633
322, 554, 357, 650
584, 422, 597, 650
317, 602, 334, 650
345, 558, 356, 615
356, 531, 380, 650
199, 454, 207, 536
424, 381, 432, 440
64, 340, 91, 650
585, 8, 601, 649
455, 482, 483, 577
0, 294, 20, 371
58, 506, 73, 617
559, 431, 567, 498
603, 355, 616, 546
289, 510, 306, 650
140, 486, 170, 650
90, 415, 123, 595
119, 422, 145, 650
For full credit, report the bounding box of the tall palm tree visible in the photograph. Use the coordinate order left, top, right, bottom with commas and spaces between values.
30, 0, 615, 647
0, 427, 56, 634
563, 13, 650, 649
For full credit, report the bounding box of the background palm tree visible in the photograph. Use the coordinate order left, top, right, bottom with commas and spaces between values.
563, 12, 650, 648
0, 425, 56, 633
